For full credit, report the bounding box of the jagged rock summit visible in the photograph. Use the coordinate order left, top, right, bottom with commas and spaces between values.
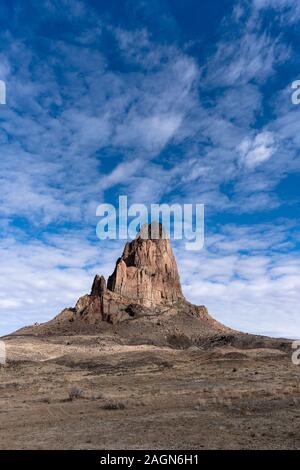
20, 223, 229, 339
56, 222, 193, 325
107, 222, 184, 307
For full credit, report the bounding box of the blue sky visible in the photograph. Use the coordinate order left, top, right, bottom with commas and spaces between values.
0, 0, 300, 337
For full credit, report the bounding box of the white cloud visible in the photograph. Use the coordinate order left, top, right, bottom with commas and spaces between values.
202, 30, 289, 87
0, 28, 199, 225
252, 0, 300, 22
0, 230, 124, 336
238, 131, 276, 168
175, 222, 300, 338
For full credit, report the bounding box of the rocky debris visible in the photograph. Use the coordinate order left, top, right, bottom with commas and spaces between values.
124, 303, 154, 318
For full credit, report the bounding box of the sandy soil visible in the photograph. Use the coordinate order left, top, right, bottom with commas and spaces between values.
0, 333, 299, 450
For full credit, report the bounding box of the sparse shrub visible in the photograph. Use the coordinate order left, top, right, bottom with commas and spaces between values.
103, 400, 126, 410
68, 385, 83, 401
40, 397, 51, 404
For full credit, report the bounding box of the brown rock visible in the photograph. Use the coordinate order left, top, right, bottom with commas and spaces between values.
34, 223, 228, 334
91, 275, 106, 297
107, 224, 184, 307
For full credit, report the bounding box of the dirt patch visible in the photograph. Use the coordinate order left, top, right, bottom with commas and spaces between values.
0, 333, 298, 450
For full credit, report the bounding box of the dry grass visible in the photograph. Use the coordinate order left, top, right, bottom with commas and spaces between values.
68, 386, 83, 401
103, 400, 126, 410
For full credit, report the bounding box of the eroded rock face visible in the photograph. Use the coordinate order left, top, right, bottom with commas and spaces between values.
107, 232, 184, 307
91, 275, 106, 297
54, 224, 209, 326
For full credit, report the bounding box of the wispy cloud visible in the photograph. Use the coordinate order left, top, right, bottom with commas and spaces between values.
238, 131, 276, 168
0, 0, 299, 337
177, 221, 300, 338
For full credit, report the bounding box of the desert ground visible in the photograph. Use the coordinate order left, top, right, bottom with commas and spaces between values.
0, 329, 299, 450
